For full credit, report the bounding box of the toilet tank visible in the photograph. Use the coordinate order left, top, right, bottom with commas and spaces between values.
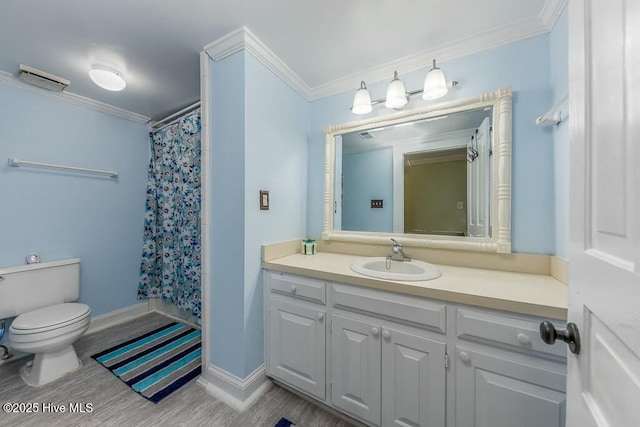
0, 258, 80, 319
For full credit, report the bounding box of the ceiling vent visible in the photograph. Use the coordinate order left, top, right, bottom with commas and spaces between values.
19, 64, 70, 92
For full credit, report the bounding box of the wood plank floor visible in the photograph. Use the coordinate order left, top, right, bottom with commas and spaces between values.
0, 312, 352, 427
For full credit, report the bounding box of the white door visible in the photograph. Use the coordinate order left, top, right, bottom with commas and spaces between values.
467, 117, 490, 237
269, 299, 326, 400
331, 314, 381, 426
381, 327, 446, 427
567, 1, 640, 426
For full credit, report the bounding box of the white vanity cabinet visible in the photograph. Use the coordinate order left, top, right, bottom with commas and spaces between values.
331, 314, 447, 427
264, 270, 567, 427
454, 308, 567, 427
330, 313, 382, 424
266, 272, 327, 400
381, 328, 446, 427
331, 283, 447, 427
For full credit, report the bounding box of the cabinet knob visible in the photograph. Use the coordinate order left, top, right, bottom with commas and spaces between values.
371, 327, 379, 337
290, 285, 297, 293
458, 351, 470, 363
317, 312, 324, 321
516, 333, 531, 345
382, 330, 391, 339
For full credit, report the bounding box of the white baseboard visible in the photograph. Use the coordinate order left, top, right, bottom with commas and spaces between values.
86, 302, 150, 335
197, 364, 272, 412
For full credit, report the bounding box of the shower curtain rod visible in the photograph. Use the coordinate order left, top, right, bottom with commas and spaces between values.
151, 101, 201, 131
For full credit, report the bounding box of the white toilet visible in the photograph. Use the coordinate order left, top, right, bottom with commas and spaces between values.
0, 258, 90, 386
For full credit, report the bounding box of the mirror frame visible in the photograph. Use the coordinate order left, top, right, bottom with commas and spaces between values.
323, 86, 512, 253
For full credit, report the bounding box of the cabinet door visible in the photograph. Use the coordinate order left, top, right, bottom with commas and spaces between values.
456, 347, 566, 427
331, 314, 381, 426
269, 299, 326, 400
382, 327, 446, 427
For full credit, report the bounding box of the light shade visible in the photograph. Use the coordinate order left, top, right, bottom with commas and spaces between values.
422, 59, 448, 100
385, 71, 408, 109
89, 65, 126, 91
352, 81, 372, 115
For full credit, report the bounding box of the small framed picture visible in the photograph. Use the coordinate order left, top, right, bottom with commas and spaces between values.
260, 190, 269, 210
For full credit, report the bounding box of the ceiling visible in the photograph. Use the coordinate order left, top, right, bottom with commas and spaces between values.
0, 1, 563, 121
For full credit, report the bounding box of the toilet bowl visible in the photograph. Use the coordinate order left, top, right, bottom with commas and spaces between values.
9, 302, 91, 386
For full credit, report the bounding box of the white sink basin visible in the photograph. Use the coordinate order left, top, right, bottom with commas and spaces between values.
350, 257, 441, 281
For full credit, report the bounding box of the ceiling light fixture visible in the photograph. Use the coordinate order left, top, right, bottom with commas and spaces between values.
88, 65, 126, 91
351, 59, 457, 115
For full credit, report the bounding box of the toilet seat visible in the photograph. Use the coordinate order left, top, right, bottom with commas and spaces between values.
10, 303, 91, 336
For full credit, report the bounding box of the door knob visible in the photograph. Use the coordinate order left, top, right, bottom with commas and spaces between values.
539, 321, 581, 355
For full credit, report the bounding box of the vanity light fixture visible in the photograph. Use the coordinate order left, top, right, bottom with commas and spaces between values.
422, 59, 448, 100
88, 65, 126, 91
352, 81, 373, 114
384, 71, 408, 109
351, 59, 457, 115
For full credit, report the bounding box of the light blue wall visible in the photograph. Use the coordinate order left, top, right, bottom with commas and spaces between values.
342, 148, 393, 232
208, 51, 309, 378
0, 84, 149, 318
308, 34, 556, 254
550, 6, 569, 259
244, 52, 309, 376
209, 51, 247, 377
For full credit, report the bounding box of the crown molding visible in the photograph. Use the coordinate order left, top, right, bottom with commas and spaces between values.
540, 0, 568, 31
309, 16, 547, 100
0, 71, 151, 124
204, 26, 312, 100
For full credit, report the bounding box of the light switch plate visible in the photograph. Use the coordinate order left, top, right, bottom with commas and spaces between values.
260, 190, 269, 210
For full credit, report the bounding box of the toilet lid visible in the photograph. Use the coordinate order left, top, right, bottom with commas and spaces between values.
11, 303, 91, 335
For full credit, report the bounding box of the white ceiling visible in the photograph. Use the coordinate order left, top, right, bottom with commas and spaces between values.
0, 0, 564, 121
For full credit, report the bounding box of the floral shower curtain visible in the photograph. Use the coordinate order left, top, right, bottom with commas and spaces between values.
137, 109, 201, 318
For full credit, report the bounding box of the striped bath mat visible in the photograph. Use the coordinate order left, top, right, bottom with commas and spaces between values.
92, 322, 201, 403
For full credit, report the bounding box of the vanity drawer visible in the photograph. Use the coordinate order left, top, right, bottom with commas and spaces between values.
332, 284, 446, 333
456, 307, 566, 358
267, 271, 326, 304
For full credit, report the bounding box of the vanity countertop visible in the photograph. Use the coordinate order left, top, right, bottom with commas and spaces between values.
263, 252, 567, 320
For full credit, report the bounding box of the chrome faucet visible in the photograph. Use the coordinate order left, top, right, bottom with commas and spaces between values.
390, 238, 410, 261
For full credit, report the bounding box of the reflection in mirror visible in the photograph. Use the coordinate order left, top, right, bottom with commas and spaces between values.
404, 147, 468, 236
323, 87, 512, 253
336, 108, 492, 238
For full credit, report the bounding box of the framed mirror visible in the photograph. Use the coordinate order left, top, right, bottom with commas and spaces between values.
323, 87, 512, 253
